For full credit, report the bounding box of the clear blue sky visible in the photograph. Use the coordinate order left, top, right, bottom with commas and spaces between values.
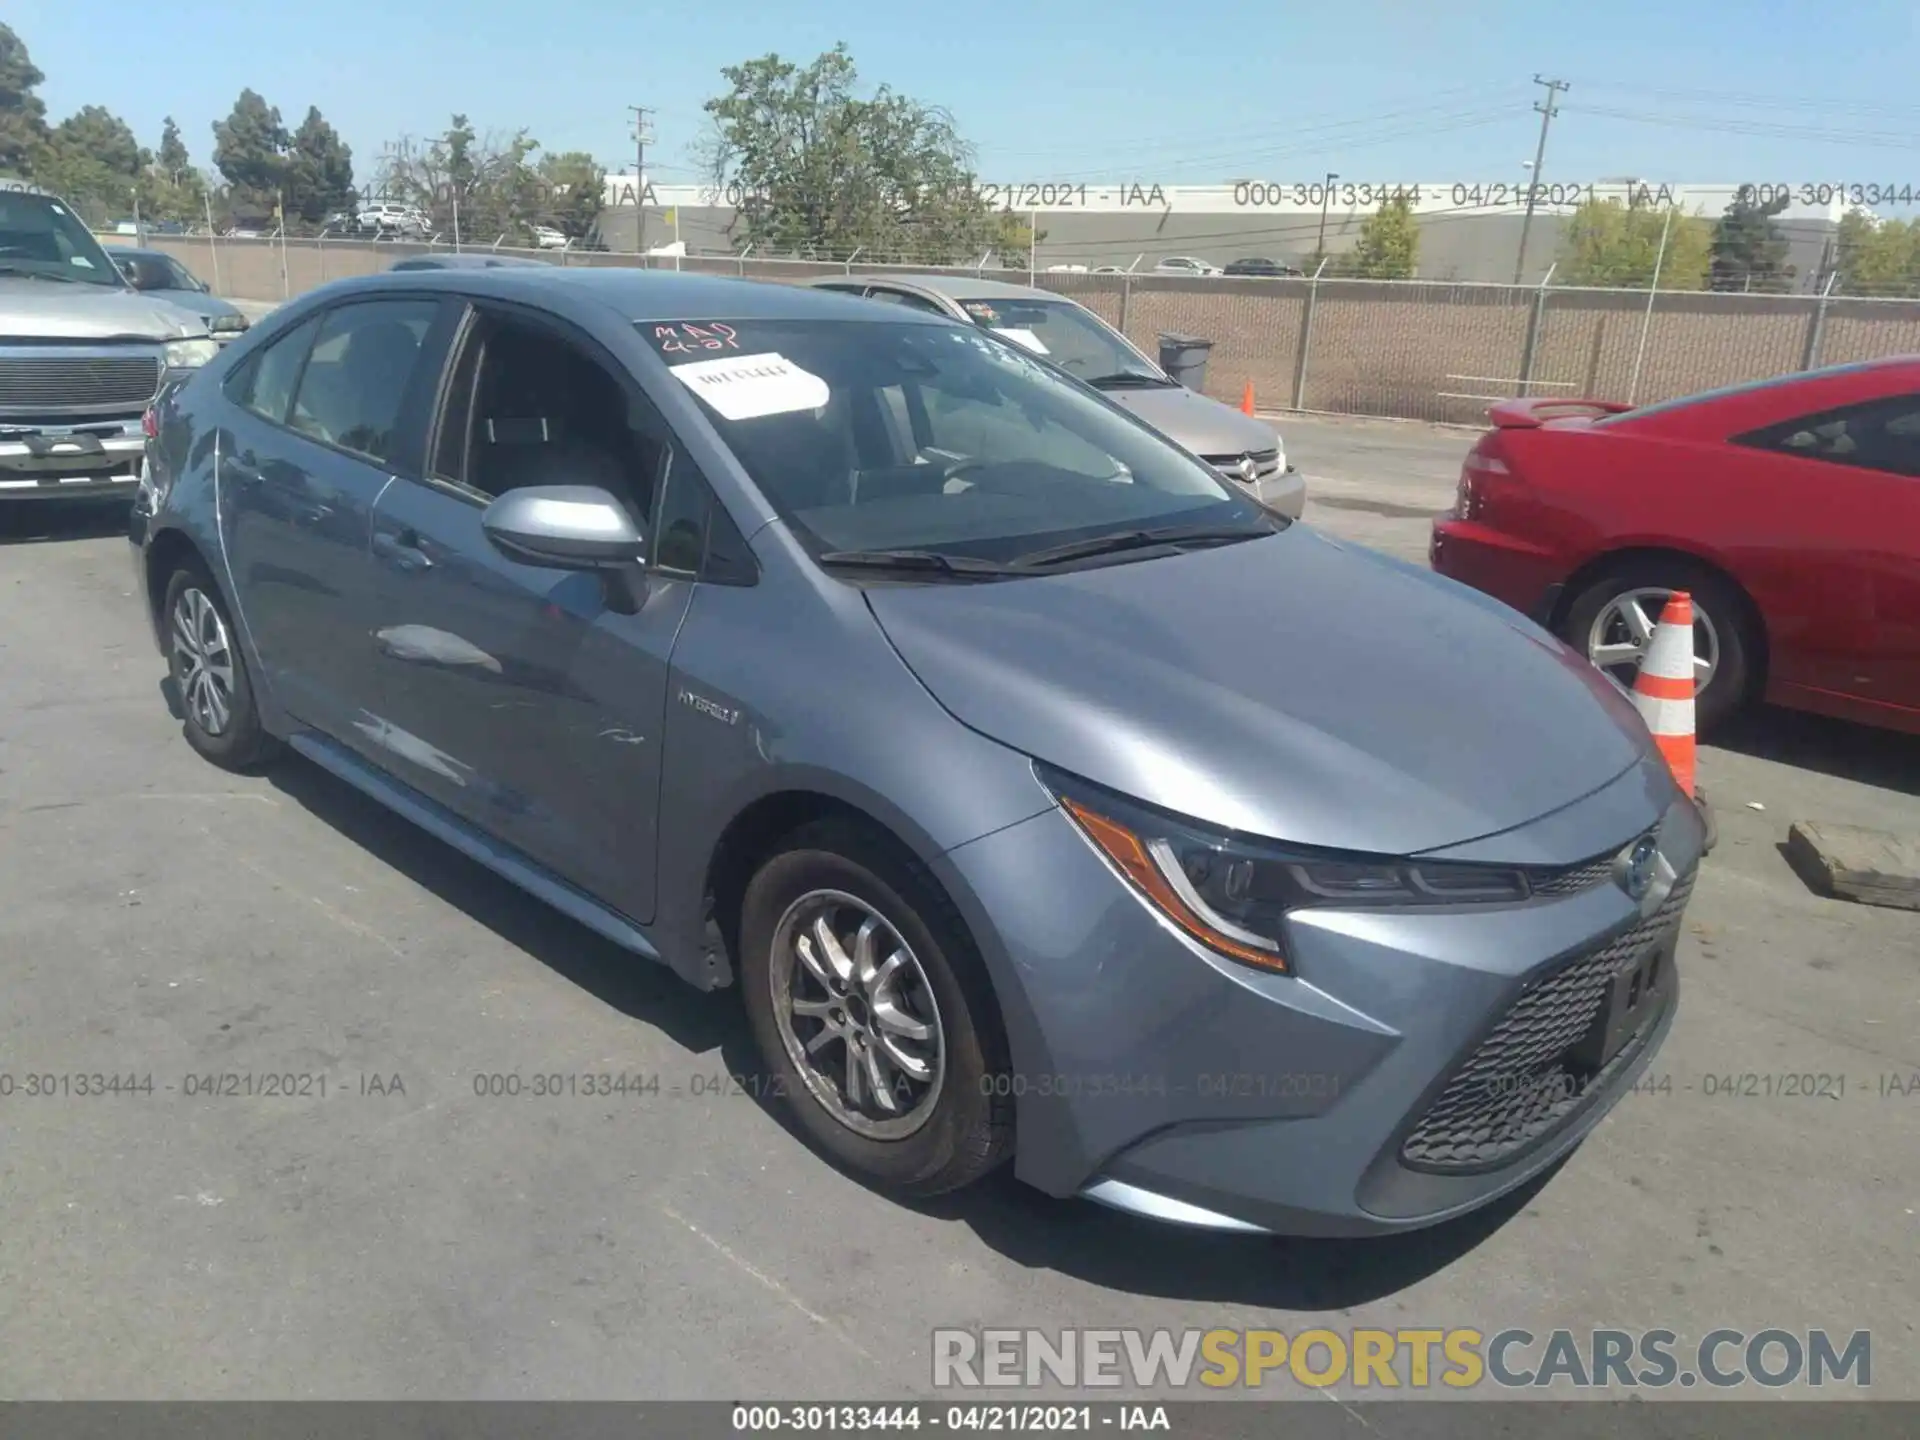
12, 0, 1920, 190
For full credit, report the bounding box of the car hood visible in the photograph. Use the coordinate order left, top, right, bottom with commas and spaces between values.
0, 276, 211, 340
149, 287, 243, 324
1100, 381, 1278, 457
864, 525, 1650, 857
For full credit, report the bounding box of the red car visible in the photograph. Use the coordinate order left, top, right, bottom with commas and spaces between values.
1430, 357, 1920, 736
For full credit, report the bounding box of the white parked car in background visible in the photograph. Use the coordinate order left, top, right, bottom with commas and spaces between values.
1152, 255, 1222, 276
531, 225, 569, 250
358, 202, 429, 238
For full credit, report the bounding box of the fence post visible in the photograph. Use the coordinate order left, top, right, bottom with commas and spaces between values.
1118, 275, 1132, 335
1801, 270, 1839, 371
1516, 262, 1556, 398
1293, 257, 1328, 411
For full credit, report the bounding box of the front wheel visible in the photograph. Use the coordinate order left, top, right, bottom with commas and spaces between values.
1560, 559, 1756, 733
163, 564, 281, 772
738, 820, 1013, 1197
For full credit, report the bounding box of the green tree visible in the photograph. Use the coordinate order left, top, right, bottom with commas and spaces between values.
285, 106, 355, 225
212, 89, 291, 218
1709, 185, 1795, 293
376, 119, 546, 243
1834, 210, 1920, 297
138, 116, 206, 224
1557, 195, 1712, 289
1346, 194, 1419, 278
34, 105, 147, 222
0, 23, 48, 177
536, 150, 606, 238
702, 43, 1005, 264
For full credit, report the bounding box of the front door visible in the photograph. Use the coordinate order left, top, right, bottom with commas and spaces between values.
217, 296, 449, 744
362, 303, 693, 922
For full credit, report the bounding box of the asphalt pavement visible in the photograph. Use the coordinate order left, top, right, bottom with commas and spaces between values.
0, 419, 1916, 1412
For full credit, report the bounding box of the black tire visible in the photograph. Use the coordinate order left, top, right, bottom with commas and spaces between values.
1560, 556, 1757, 733
738, 818, 1014, 1197
162, 562, 281, 772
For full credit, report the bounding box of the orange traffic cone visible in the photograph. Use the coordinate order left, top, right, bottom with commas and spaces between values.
1241, 381, 1256, 416
1631, 592, 1697, 799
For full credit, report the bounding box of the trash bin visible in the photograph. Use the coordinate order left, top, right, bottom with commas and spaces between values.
1158, 333, 1214, 392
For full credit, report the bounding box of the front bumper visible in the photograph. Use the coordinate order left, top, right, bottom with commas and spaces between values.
0, 419, 146, 502
935, 754, 1703, 1237
1251, 465, 1306, 519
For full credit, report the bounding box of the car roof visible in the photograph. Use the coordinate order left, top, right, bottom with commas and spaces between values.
823, 273, 1071, 302
326, 266, 938, 323
390, 253, 552, 270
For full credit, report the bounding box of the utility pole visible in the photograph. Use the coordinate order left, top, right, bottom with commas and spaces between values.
1513, 75, 1569, 284
1316, 172, 1338, 259
629, 105, 654, 256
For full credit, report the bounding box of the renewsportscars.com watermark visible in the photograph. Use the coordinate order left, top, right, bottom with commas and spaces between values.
932, 1327, 1871, 1391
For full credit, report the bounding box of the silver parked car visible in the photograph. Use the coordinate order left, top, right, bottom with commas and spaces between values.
1, 180, 222, 504
112, 248, 252, 344
808, 274, 1303, 517
130, 267, 1701, 1235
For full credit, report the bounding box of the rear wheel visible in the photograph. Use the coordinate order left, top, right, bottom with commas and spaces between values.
738, 819, 1013, 1197
163, 563, 280, 771
1560, 557, 1756, 732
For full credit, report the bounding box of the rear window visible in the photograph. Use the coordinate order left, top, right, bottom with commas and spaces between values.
1593, 360, 1896, 427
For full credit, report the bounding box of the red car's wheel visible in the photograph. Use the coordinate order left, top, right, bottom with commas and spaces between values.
1561, 559, 1756, 732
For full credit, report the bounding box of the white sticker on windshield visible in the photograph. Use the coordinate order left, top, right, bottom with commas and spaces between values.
70, 256, 95, 268
669, 351, 829, 420
991, 327, 1049, 355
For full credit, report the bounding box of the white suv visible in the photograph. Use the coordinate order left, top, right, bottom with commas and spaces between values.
358, 202, 429, 237
1152, 255, 1221, 277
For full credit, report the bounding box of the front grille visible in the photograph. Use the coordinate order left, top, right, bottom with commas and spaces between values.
0, 355, 163, 416
1399, 872, 1693, 1173
1203, 447, 1282, 482
1528, 853, 1617, 897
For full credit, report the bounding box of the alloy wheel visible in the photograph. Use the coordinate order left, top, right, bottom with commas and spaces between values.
170, 586, 236, 737
1586, 585, 1720, 695
768, 889, 946, 1141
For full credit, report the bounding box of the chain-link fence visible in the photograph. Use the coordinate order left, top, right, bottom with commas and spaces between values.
128, 233, 1920, 425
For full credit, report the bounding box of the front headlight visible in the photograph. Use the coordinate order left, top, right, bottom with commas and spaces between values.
209, 313, 249, 334
164, 337, 220, 369
1040, 765, 1533, 975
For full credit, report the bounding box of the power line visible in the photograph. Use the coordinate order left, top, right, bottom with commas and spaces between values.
1514, 75, 1569, 284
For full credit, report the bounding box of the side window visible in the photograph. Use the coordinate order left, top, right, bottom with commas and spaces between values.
288, 299, 440, 463
431, 308, 668, 522
226, 314, 322, 424
649, 452, 709, 577
1739, 394, 1920, 479
865, 288, 948, 316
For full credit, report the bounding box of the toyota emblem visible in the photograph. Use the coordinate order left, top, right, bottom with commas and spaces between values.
1237, 455, 1258, 483
1617, 835, 1660, 901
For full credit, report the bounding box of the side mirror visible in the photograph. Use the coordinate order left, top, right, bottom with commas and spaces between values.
480, 485, 647, 568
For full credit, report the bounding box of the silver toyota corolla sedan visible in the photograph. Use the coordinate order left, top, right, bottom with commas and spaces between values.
129, 267, 1702, 1236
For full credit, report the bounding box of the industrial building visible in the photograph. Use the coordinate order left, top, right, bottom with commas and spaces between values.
593, 176, 1850, 289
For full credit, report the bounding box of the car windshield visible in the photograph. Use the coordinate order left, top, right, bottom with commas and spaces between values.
950, 296, 1165, 386
641, 317, 1257, 565
0, 187, 125, 286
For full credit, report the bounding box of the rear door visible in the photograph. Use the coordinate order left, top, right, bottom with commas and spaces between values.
217, 295, 454, 746
1731, 393, 1920, 716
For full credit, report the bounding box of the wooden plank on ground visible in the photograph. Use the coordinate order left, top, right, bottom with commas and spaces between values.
1784, 821, 1920, 912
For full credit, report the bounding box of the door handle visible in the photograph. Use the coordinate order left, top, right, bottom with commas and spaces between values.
374, 528, 434, 572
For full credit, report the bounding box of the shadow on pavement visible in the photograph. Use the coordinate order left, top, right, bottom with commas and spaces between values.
0, 497, 131, 545
1712, 704, 1917, 798
905, 1162, 1553, 1310
267, 750, 1543, 1309
265, 757, 741, 1061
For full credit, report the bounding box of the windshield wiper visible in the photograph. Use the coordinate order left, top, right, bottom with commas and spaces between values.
1011, 522, 1277, 570
816, 548, 1032, 578
1081, 371, 1175, 388
0, 263, 86, 284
